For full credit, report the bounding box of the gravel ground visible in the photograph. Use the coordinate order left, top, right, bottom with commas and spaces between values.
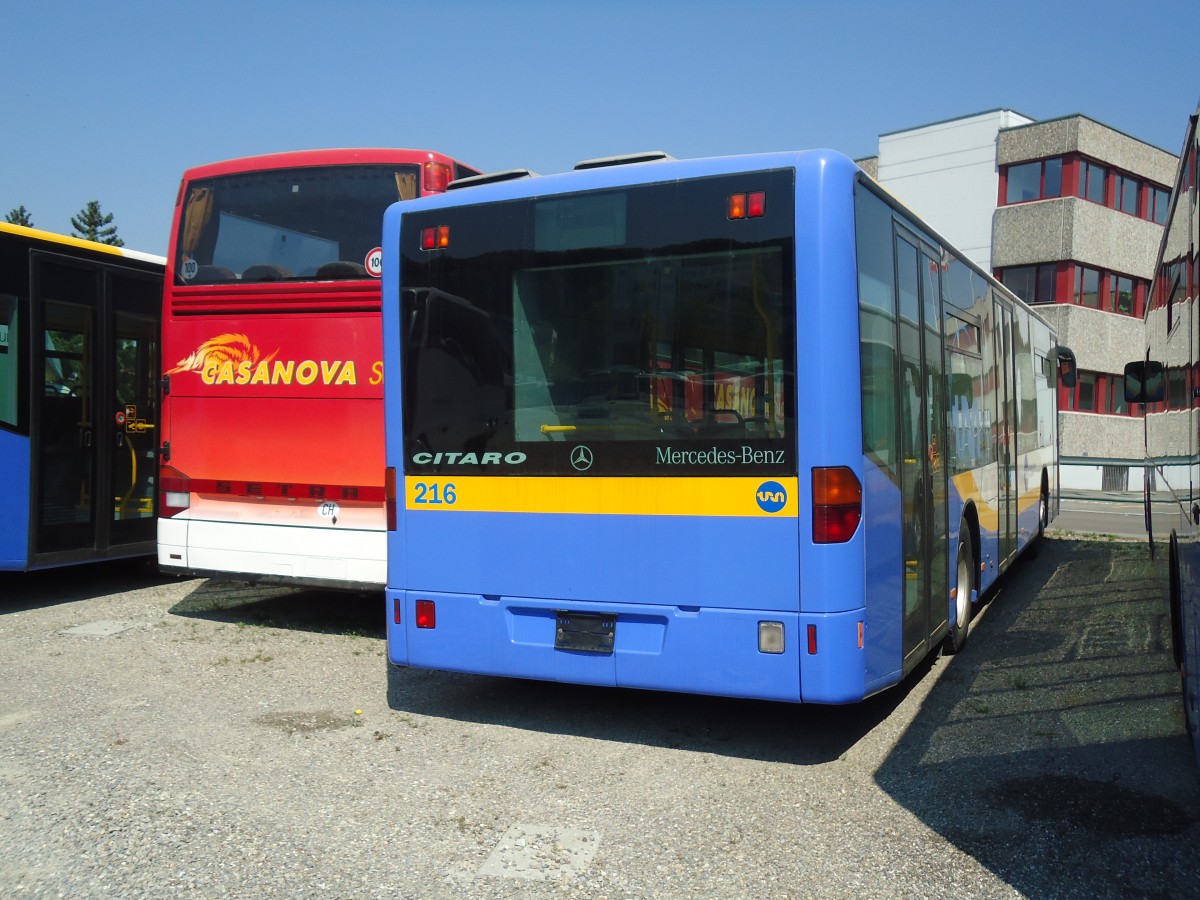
1, 537, 1197, 898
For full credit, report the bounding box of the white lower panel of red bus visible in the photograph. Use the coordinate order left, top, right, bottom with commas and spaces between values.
158, 517, 385, 588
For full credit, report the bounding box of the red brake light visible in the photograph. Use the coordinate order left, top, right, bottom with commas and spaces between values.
415, 599, 436, 629
748, 191, 766, 217
159, 464, 191, 518
812, 466, 861, 543
424, 161, 453, 194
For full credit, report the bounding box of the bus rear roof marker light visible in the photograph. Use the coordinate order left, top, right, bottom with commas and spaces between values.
421, 226, 450, 251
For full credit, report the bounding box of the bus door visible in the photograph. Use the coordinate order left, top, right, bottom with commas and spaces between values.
995, 298, 1017, 564
896, 234, 949, 665
31, 253, 159, 562
107, 269, 159, 548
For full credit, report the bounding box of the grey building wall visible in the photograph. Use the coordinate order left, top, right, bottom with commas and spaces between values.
998, 115, 1177, 186
993, 116, 1177, 486
992, 197, 1164, 277
1036, 303, 1146, 463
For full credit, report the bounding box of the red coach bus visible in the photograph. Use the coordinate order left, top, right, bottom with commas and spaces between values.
158, 149, 481, 590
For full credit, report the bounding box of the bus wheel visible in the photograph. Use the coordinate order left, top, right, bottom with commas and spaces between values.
1026, 485, 1048, 560
944, 535, 974, 654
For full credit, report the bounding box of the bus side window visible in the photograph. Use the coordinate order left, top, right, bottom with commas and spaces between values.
0, 293, 17, 428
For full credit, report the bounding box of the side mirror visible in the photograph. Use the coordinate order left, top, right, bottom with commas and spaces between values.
1124, 360, 1166, 404
1055, 346, 1077, 389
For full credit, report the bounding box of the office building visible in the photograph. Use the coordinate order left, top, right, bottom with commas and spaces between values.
859, 111, 1178, 490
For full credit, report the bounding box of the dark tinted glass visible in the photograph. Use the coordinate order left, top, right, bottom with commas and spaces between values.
176, 164, 420, 285
401, 170, 797, 477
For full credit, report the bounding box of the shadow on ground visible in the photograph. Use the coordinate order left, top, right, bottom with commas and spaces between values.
387, 655, 935, 766
874, 538, 1200, 898
0, 557, 170, 614
168, 578, 385, 639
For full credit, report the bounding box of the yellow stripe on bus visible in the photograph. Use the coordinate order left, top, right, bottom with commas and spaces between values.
952, 471, 1044, 532
0, 221, 125, 256
404, 476, 799, 518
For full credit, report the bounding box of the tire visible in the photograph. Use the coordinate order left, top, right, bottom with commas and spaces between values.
1170, 536, 1183, 669
943, 533, 974, 654
1025, 485, 1048, 560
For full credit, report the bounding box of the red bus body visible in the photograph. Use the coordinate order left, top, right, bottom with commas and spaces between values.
158, 149, 480, 589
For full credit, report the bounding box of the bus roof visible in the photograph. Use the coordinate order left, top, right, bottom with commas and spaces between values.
180, 148, 472, 180
0, 221, 165, 266
405, 148, 858, 210
391, 147, 1054, 333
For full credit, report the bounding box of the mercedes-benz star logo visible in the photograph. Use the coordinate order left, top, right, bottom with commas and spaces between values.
570, 445, 594, 472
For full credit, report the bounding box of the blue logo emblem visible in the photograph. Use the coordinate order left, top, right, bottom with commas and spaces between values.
755, 481, 787, 513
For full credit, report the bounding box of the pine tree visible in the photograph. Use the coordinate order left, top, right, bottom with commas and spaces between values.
70, 200, 123, 246
5, 205, 34, 227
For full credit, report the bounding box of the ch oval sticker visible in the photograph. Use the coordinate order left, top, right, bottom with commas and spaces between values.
755, 481, 787, 513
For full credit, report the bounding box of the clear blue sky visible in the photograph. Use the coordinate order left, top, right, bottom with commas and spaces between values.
3, 0, 1196, 256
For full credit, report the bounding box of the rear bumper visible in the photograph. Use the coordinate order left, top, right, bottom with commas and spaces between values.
387, 590, 870, 703
159, 517, 385, 589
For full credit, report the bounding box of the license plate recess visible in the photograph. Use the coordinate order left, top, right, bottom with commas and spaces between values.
554, 610, 615, 654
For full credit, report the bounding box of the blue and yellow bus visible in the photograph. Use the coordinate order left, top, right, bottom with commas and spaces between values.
381, 150, 1074, 702
0, 222, 164, 571
1124, 99, 1200, 763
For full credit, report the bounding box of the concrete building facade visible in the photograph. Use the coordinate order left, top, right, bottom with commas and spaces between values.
859, 111, 1179, 491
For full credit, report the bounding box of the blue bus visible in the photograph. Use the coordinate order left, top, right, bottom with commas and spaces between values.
0, 223, 164, 571
381, 149, 1074, 702
1124, 100, 1200, 762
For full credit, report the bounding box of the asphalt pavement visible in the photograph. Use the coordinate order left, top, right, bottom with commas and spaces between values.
1050, 492, 1167, 541
1, 536, 1197, 897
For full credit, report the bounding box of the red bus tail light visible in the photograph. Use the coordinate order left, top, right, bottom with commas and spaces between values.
385, 467, 397, 531
424, 161, 453, 194
415, 599, 436, 629
812, 466, 861, 543
159, 465, 191, 518
420, 226, 450, 250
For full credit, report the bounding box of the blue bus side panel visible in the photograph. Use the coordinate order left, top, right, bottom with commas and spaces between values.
790, 152, 897, 698
798, 609, 870, 703
0, 431, 30, 569
861, 457, 903, 692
